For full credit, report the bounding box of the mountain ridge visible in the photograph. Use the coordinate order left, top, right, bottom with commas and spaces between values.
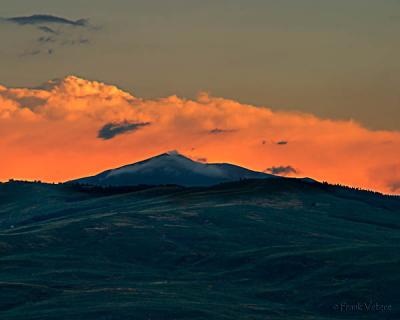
70, 151, 278, 187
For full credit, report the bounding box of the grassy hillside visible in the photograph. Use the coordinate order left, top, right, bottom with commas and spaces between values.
0, 179, 399, 319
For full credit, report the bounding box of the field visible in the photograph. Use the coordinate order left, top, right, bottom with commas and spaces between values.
0, 179, 399, 319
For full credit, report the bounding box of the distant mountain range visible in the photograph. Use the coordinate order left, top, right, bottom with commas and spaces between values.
70, 151, 278, 187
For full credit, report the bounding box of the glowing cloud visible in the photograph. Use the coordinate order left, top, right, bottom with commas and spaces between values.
0, 76, 399, 194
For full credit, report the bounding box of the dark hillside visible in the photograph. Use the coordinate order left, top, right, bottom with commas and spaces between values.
0, 180, 399, 319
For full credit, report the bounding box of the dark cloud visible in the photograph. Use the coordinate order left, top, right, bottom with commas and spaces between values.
37, 25, 58, 34
20, 49, 41, 57
37, 36, 56, 43
1, 14, 94, 57
61, 38, 90, 46
79, 38, 90, 44
388, 181, 400, 192
265, 166, 297, 175
20, 48, 53, 57
261, 140, 288, 145
4, 14, 89, 27
98, 122, 151, 140
209, 128, 235, 134
368, 165, 400, 194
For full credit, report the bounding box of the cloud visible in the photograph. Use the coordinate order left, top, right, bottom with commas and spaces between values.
60, 38, 90, 46
37, 36, 56, 43
0, 75, 399, 194
20, 49, 41, 57
276, 141, 288, 145
389, 182, 400, 192
37, 25, 58, 34
98, 122, 151, 140
1, 14, 95, 56
209, 128, 235, 134
368, 164, 400, 193
4, 14, 89, 27
265, 166, 297, 175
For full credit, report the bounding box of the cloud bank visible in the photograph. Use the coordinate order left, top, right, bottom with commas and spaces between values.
0, 75, 399, 194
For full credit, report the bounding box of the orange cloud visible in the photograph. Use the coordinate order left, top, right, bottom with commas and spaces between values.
1, 76, 399, 194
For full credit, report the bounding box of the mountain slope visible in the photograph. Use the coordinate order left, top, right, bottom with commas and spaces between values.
0, 179, 399, 319
71, 151, 275, 187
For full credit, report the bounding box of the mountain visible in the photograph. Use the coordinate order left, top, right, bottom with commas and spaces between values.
0, 179, 399, 319
70, 151, 276, 187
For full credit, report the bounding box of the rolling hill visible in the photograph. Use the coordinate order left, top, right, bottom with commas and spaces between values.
0, 177, 399, 319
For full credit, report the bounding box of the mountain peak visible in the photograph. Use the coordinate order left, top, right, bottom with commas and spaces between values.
165, 150, 194, 160
166, 150, 181, 156
71, 152, 274, 187
148, 151, 195, 163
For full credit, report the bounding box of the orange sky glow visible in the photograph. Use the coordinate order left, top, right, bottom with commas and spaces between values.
1, 76, 399, 194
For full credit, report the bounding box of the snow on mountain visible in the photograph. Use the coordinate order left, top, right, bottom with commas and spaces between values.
71, 151, 276, 187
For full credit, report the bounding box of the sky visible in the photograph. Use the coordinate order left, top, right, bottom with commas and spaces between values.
0, 1, 399, 193
1, 0, 400, 130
